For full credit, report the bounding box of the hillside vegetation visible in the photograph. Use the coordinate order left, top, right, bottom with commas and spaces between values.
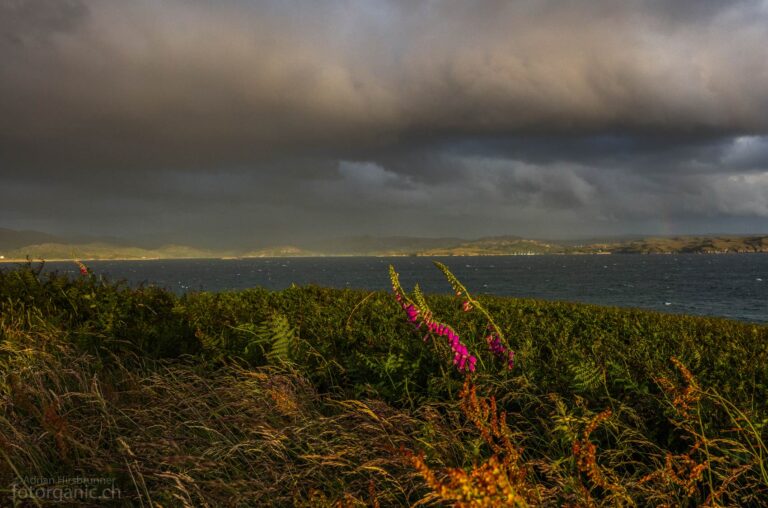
1, 242, 221, 260
607, 235, 768, 254
2, 227, 768, 260
0, 264, 766, 505
419, 236, 561, 256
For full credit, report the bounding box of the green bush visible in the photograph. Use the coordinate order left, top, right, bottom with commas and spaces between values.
1, 262, 767, 505
2, 263, 766, 412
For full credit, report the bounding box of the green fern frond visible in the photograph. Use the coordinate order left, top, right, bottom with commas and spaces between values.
355, 351, 379, 372
240, 313, 296, 364
267, 314, 295, 362
197, 328, 230, 362
606, 360, 645, 393
383, 352, 405, 374
570, 359, 606, 392
551, 395, 581, 442
263, 313, 294, 363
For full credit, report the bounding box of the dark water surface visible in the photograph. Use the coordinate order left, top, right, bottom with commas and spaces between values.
27, 254, 768, 323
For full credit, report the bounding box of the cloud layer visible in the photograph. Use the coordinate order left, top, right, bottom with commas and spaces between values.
2, 0, 768, 245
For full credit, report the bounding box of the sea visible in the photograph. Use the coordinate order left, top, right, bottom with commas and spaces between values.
21, 254, 768, 323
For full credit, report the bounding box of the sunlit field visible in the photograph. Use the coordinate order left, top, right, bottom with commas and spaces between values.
1, 263, 766, 506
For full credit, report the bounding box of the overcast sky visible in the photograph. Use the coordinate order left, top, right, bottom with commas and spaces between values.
2, 0, 768, 248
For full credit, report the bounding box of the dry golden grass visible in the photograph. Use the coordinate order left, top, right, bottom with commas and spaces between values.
0, 323, 433, 506
1, 264, 767, 506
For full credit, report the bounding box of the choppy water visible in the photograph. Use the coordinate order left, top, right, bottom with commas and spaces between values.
25, 254, 768, 323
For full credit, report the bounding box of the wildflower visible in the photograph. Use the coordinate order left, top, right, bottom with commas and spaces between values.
390, 264, 477, 373
462, 300, 473, 312
405, 304, 420, 323
395, 295, 476, 373
75, 260, 89, 276
486, 332, 515, 370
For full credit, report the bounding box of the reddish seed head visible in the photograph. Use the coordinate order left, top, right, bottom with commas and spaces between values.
76, 261, 89, 276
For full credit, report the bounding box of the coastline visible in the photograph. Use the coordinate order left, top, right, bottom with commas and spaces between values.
4, 251, 768, 263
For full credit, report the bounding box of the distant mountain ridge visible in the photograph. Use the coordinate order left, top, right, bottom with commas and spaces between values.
239, 246, 319, 258
419, 236, 561, 256
1, 227, 767, 260
1, 242, 220, 261
302, 235, 466, 255
604, 235, 768, 254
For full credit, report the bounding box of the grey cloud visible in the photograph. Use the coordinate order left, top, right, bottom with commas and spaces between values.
0, 0, 88, 45
3, 0, 768, 172
721, 136, 768, 169
2, 0, 768, 244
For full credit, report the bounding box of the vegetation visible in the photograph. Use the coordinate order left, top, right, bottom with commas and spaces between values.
0, 242, 221, 261
605, 235, 768, 254
0, 262, 766, 505
3, 227, 768, 260
418, 237, 561, 256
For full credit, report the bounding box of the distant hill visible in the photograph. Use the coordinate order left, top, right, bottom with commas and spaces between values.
1, 227, 767, 260
240, 246, 318, 258
419, 236, 563, 255
2, 242, 220, 260
605, 235, 768, 254
303, 235, 466, 255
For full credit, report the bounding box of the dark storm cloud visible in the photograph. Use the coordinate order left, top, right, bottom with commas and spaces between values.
0, 0, 87, 44
1, 0, 768, 243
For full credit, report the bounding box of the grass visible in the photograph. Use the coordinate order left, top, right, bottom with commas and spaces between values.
0, 262, 766, 506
